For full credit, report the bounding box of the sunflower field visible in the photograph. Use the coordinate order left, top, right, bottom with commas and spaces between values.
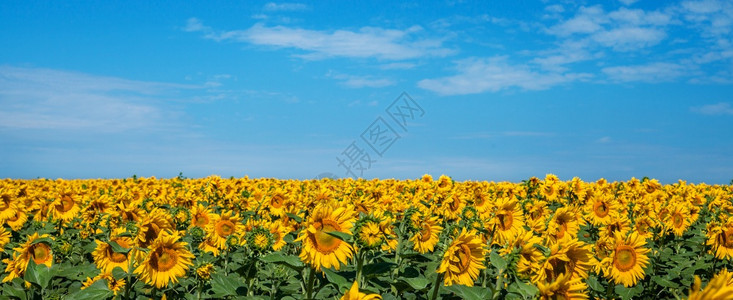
1, 174, 732, 300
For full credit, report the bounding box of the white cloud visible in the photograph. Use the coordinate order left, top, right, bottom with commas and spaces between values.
183, 18, 209, 32
418, 57, 592, 95
0, 66, 197, 131
591, 27, 667, 51
597, 136, 612, 143
691, 102, 733, 115
548, 5, 607, 36
602, 62, 686, 82
547, 6, 671, 52
326, 71, 395, 88
263, 2, 308, 11
680, 0, 733, 36
187, 20, 452, 60
619, 0, 639, 5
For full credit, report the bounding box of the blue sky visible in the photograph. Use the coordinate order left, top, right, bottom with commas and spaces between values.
2, 0, 733, 183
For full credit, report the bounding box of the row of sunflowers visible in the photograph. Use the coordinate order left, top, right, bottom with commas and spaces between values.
0, 174, 732, 299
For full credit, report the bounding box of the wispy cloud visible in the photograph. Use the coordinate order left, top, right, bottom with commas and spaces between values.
0, 66, 198, 131
263, 2, 308, 12
691, 102, 733, 115
184, 19, 453, 60
418, 56, 592, 95
602, 62, 687, 82
326, 71, 395, 88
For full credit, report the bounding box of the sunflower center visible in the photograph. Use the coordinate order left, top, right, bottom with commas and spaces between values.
313, 219, 342, 254
216, 220, 235, 237
194, 213, 210, 227
107, 239, 129, 263
722, 229, 733, 248
150, 247, 179, 272
271, 195, 283, 208
31, 243, 52, 265
556, 223, 568, 239
498, 213, 513, 231
614, 246, 637, 272
140, 223, 161, 248
456, 244, 472, 273
672, 213, 684, 228
57, 195, 75, 212
419, 224, 433, 242
593, 201, 609, 217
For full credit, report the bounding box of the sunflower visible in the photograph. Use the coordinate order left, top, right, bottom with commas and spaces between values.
340, 281, 382, 300
93, 228, 133, 273
502, 230, 543, 278
632, 216, 656, 240
546, 207, 582, 243
688, 269, 733, 300
269, 220, 291, 251
533, 238, 595, 284
296, 205, 356, 271
196, 263, 214, 280
0, 188, 19, 222
599, 214, 631, 240
49, 191, 81, 223
246, 225, 274, 252
600, 232, 650, 287
2, 233, 54, 282
537, 273, 589, 300
82, 272, 126, 295
4, 208, 28, 232
0, 226, 10, 249
664, 203, 691, 237
707, 217, 733, 259
267, 189, 288, 217
134, 231, 194, 288
207, 210, 243, 250
585, 194, 617, 226
437, 228, 486, 286
354, 218, 383, 249
379, 218, 398, 253
189, 204, 215, 229
198, 238, 221, 257
490, 197, 524, 245
135, 209, 173, 249
409, 215, 442, 254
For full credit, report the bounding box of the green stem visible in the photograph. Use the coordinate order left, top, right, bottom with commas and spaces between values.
492, 268, 504, 300
305, 267, 316, 300
356, 250, 365, 288
429, 273, 443, 300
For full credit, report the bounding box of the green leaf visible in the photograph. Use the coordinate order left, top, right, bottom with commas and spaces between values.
259, 252, 305, 271
443, 284, 493, 300
2, 281, 27, 300
31, 237, 54, 246
24, 259, 52, 290
321, 268, 350, 291
107, 240, 131, 254
398, 276, 430, 291
615, 284, 643, 300
362, 262, 397, 277
507, 280, 538, 298
490, 251, 508, 271
211, 273, 243, 297
652, 276, 678, 289
285, 213, 303, 223
325, 230, 353, 243
64, 280, 113, 300
586, 275, 604, 292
